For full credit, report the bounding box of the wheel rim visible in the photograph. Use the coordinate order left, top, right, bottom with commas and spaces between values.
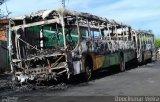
120, 57, 125, 71
85, 66, 92, 80
138, 53, 143, 63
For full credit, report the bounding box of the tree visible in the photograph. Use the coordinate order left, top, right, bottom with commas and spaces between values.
155, 38, 160, 48
0, 0, 5, 5
0, 0, 10, 18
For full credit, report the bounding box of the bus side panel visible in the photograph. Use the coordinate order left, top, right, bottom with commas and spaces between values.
108, 52, 120, 66
124, 50, 136, 62
143, 50, 152, 61
94, 55, 105, 70
101, 52, 120, 69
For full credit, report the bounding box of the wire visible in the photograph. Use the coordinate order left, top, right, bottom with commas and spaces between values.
18, 38, 41, 52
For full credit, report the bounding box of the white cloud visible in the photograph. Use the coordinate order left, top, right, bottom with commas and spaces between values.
2, 0, 61, 17
66, 0, 160, 36
86, 0, 160, 21
1, 0, 160, 36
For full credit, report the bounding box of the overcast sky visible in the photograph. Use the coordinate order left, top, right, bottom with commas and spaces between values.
1, 0, 160, 37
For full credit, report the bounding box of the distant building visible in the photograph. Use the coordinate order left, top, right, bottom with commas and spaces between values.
0, 19, 9, 41
0, 19, 9, 73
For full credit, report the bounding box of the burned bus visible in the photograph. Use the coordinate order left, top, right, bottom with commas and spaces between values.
134, 30, 155, 64
8, 9, 153, 83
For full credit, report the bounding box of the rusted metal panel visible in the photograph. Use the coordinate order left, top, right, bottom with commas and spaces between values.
0, 19, 9, 41
0, 30, 7, 41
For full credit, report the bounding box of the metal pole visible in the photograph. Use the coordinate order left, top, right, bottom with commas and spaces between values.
8, 19, 13, 73
62, 15, 67, 48
62, 0, 65, 9
60, 0, 66, 48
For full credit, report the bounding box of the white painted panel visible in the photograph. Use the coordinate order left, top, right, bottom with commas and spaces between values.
73, 61, 82, 75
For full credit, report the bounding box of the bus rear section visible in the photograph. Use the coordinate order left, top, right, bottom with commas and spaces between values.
135, 30, 155, 64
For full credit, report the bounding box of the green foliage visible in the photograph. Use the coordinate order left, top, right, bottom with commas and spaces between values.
155, 38, 160, 48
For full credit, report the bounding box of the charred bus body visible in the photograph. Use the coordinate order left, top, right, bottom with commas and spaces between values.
135, 30, 155, 64
8, 9, 155, 83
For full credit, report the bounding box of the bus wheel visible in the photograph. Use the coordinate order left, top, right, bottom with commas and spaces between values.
138, 53, 144, 65
138, 52, 144, 64
120, 56, 125, 72
138, 53, 143, 63
84, 65, 92, 81
148, 52, 153, 63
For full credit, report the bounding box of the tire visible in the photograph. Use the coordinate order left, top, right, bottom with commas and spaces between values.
148, 51, 153, 63
138, 53, 143, 63
119, 56, 125, 72
138, 52, 144, 65
84, 65, 92, 81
